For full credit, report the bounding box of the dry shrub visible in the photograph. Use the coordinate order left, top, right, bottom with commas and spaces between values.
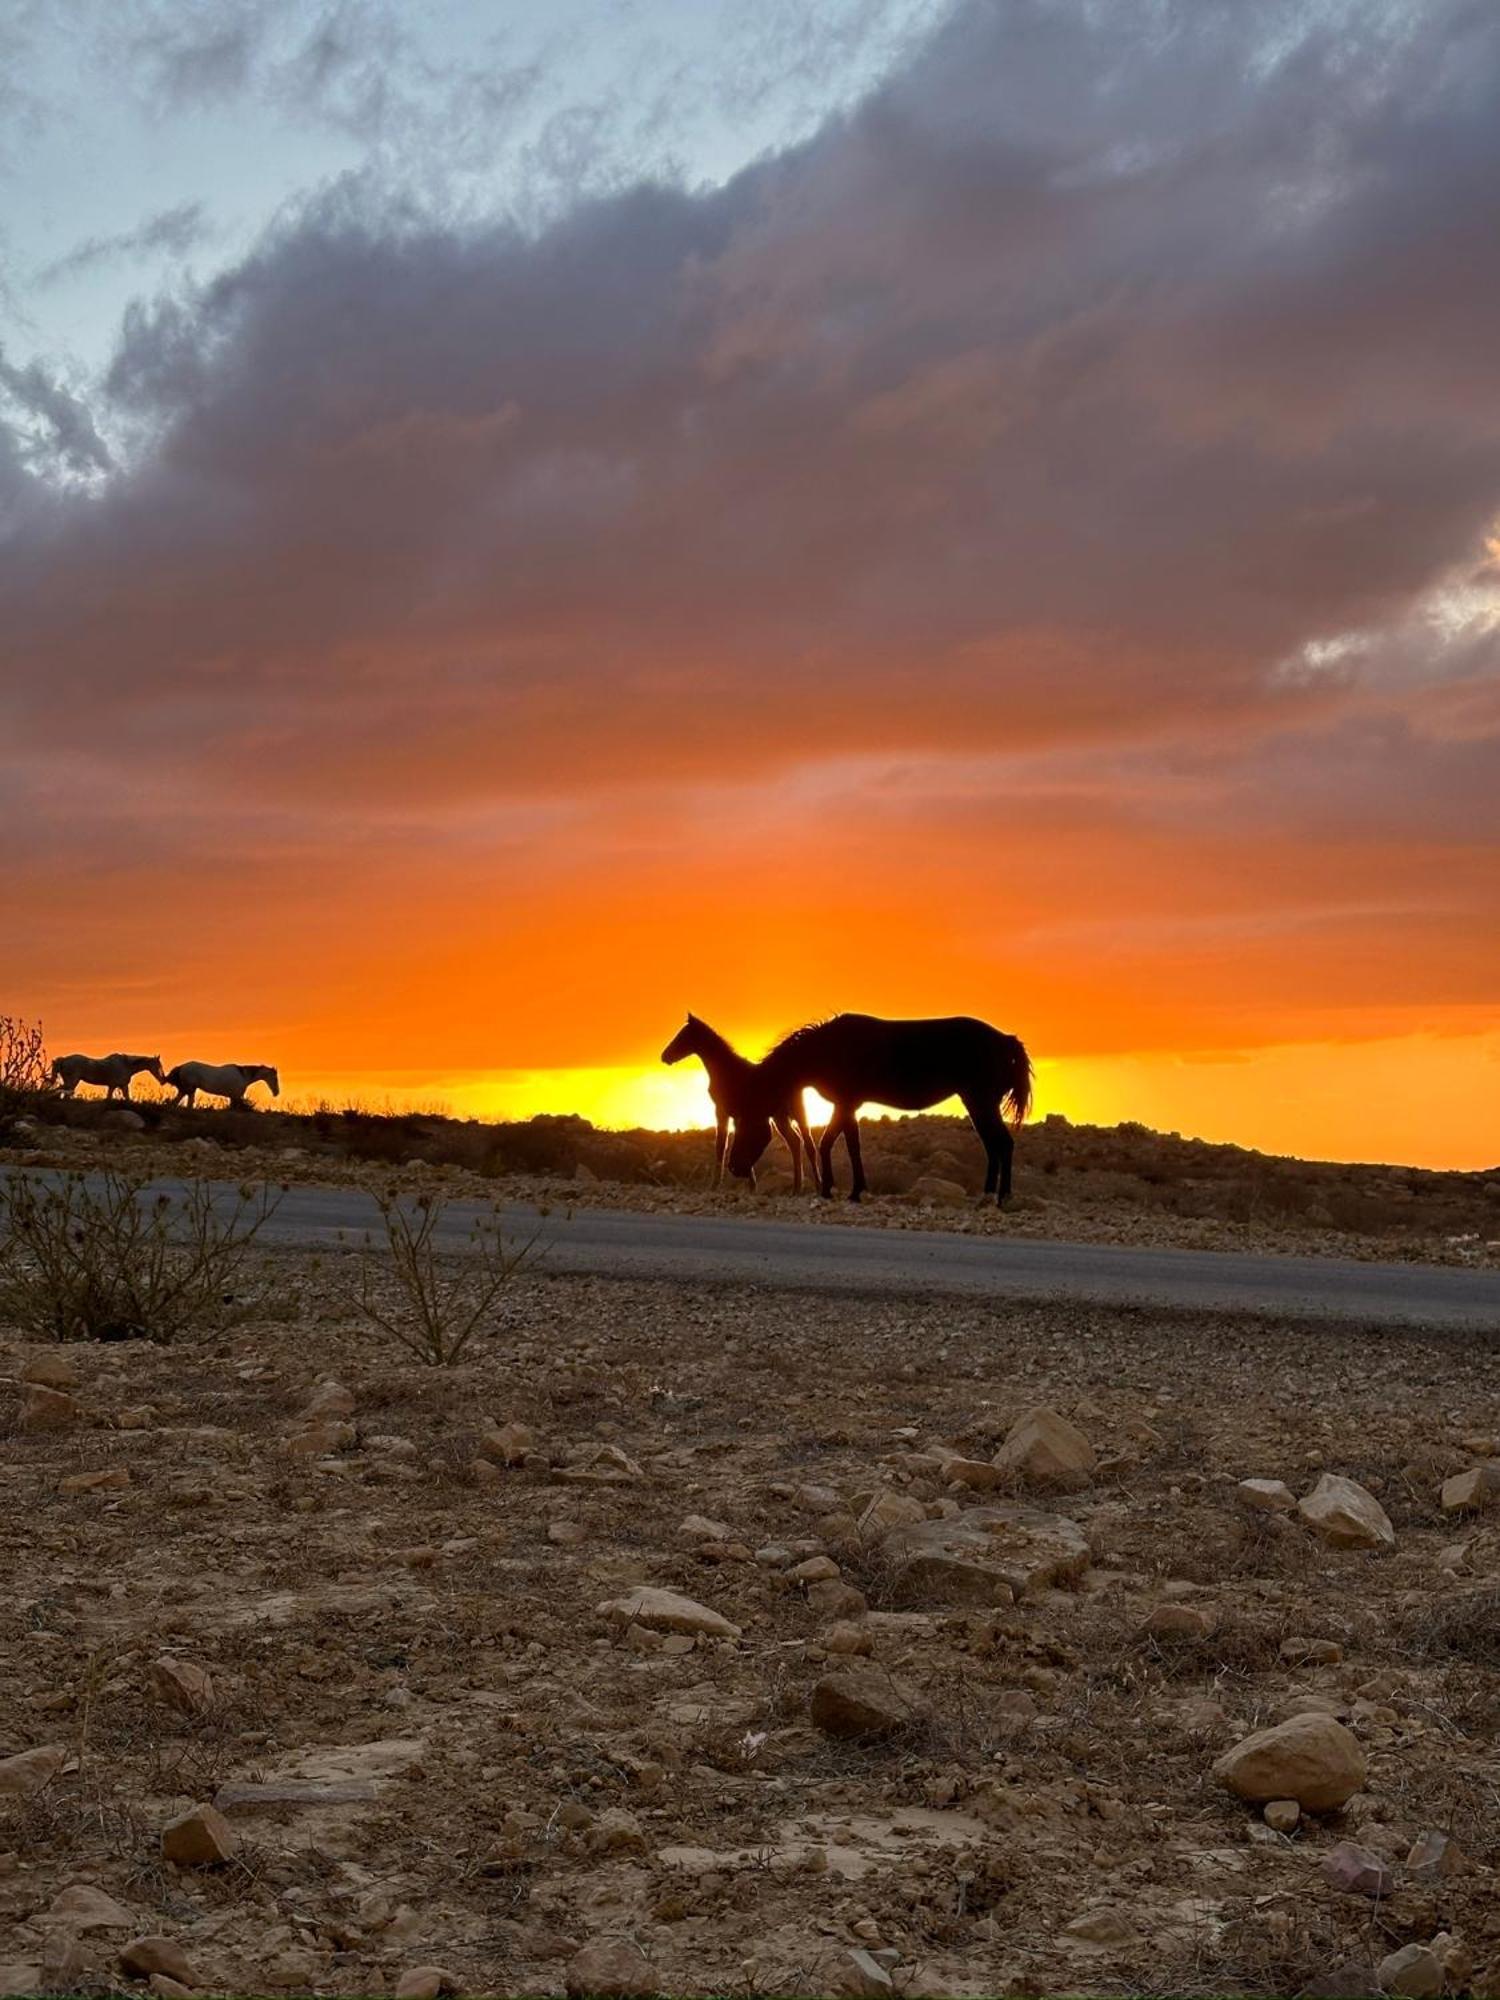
347, 1188, 543, 1365
0, 1169, 277, 1342
1404, 1586, 1500, 1669
0, 1012, 48, 1129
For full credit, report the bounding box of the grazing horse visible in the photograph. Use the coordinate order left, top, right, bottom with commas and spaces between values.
165, 1061, 280, 1109
50, 1052, 166, 1100
661, 1014, 818, 1191
727, 1014, 1033, 1206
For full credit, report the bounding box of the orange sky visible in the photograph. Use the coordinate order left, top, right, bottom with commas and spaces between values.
6, 2, 1500, 1171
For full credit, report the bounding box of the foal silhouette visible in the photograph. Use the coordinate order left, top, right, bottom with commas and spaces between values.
660, 1013, 818, 1190
727, 1013, 1032, 1205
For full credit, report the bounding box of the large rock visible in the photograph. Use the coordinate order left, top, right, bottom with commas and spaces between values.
909, 1176, 969, 1207
151, 1657, 215, 1716
881, 1503, 1088, 1604
1322, 1842, 1394, 1898
21, 1351, 78, 1389
119, 1937, 197, 1984
161, 1802, 237, 1867
22, 1385, 83, 1432
1378, 1945, 1444, 1998
48, 1885, 134, 1930
1441, 1465, 1500, 1514
1213, 1713, 1366, 1810
994, 1408, 1096, 1489
1298, 1474, 1395, 1549
564, 1939, 659, 1997
595, 1587, 739, 1641
0, 1743, 65, 1798
810, 1665, 926, 1740
1237, 1477, 1297, 1514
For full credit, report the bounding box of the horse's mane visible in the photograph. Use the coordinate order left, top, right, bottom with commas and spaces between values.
762, 1018, 832, 1067
689, 1019, 741, 1066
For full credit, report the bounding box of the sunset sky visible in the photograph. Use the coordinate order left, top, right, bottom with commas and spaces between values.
4, 0, 1499, 1168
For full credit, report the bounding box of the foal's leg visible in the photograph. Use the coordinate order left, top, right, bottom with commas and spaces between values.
713, 1110, 729, 1188
844, 1115, 867, 1202
817, 1110, 845, 1200
773, 1113, 801, 1193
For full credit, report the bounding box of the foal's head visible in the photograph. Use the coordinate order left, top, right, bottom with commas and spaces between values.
726, 1103, 775, 1182
660, 1013, 704, 1065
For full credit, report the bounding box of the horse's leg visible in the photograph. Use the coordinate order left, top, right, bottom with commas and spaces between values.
964, 1095, 1014, 1206
713, 1110, 728, 1188
817, 1110, 845, 1199
844, 1115, 867, 1203
774, 1113, 801, 1193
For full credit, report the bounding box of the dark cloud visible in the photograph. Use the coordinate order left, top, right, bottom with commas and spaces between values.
0, 347, 111, 475
4, 0, 1499, 1042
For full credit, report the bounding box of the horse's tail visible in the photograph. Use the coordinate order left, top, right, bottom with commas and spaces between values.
999, 1033, 1033, 1130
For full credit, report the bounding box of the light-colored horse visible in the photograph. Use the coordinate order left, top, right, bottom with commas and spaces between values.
165, 1061, 280, 1109
50, 1052, 166, 1100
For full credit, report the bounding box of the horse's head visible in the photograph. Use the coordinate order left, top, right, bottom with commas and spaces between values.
262, 1066, 281, 1097
660, 1013, 701, 1065
726, 1109, 774, 1184
148, 1055, 167, 1084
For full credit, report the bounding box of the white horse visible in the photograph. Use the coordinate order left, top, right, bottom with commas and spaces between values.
50, 1052, 166, 1099
165, 1061, 280, 1109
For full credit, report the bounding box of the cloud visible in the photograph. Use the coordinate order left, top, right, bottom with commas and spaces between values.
4, 0, 1500, 1066
0, 346, 111, 475
35, 202, 211, 287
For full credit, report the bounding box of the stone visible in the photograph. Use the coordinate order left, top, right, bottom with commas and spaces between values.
282, 1419, 355, 1456
1280, 1637, 1343, 1666
1263, 1799, 1300, 1834
1322, 1842, 1394, 1898
680, 1513, 731, 1540
394, 1968, 460, 1999
149, 1978, 196, 1999
909, 1176, 969, 1206
22, 1384, 83, 1431
214, 1779, 378, 1809
1142, 1602, 1216, 1639
560, 1442, 642, 1483
564, 1938, 659, 1997
21, 1351, 78, 1388
835, 1947, 896, 1994
1377, 1944, 1444, 1998
1441, 1466, 1500, 1514
300, 1377, 355, 1420
0, 1743, 65, 1798
791, 1555, 841, 1583
857, 1490, 927, 1535
994, 1407, 1096, 1489
120, 1936, 196, 1984
810, 1664, 926, 1739
0, 1967, 41, 1998
1237, 1478, 1297, 1513
59, 1467, 132, 1494
1406, 1829, 1465, 1879
940, 1457, 1005, 1492
882, 1503, 1087, 1603
1212, 1713, 1366, 1810
1063, 1906, 1135, 1946
596, 1587, 739, 1641
547, 1519, 587, 1546
151, 1657, 215, 1715
161, 1802, 237, 1867
479, 1421, 534, 1465
48, 1884, 134, 1929
820, 1621, 874, 1656
1298, 1474, 1395, 1549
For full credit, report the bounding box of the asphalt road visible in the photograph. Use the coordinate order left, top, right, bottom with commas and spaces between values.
222, 1180, 1500, 1330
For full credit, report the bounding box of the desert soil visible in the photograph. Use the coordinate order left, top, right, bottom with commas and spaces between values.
4, 1229, 1500, 1998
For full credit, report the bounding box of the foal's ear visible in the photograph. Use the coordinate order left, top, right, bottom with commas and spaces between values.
686, 1010, 699, 1024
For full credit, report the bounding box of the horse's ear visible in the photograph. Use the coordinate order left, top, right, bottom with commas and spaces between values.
687, 1010, 700, 1024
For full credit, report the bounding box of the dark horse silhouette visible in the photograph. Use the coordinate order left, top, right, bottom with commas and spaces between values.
727, 1013, 1033, 1205
660, 1013, 820, 1192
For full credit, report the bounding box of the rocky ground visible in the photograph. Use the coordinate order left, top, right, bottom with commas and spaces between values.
3, 1241, 1500, 1998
